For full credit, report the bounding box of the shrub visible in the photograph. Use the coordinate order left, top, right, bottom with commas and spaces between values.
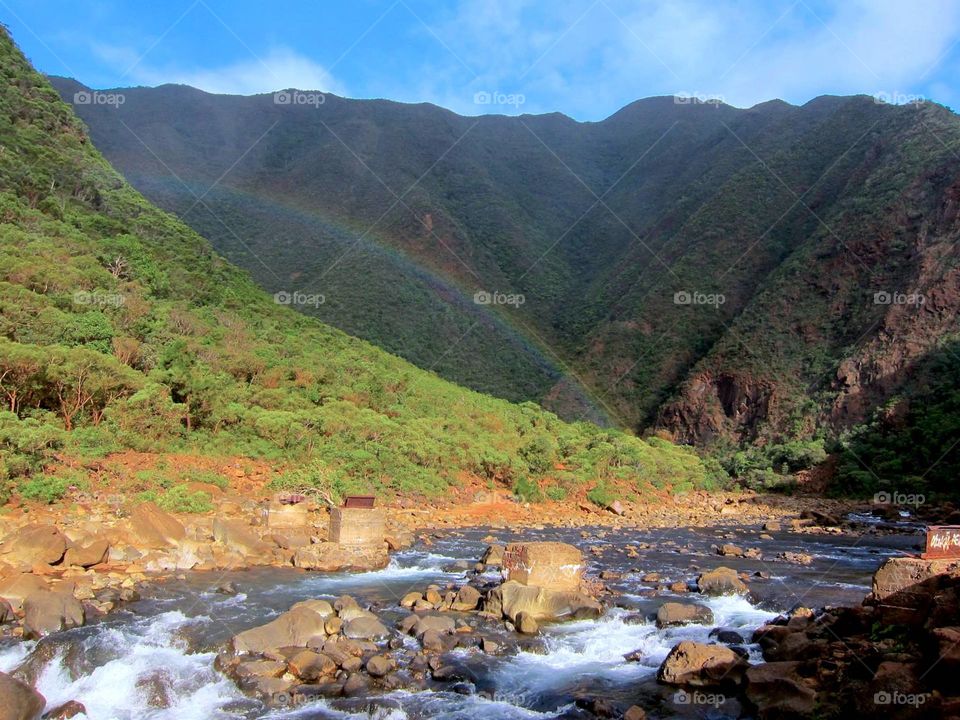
512, 475, 543, 502
586, 481, 615, 508
18, 469, 86, 504
151, 484, 213, 513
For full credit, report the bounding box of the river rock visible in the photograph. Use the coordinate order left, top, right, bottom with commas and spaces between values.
481, 544, 505, 566
717, 544, 744, 557
43, 700, 87, 719
293, 542, 388, 572
234, 659, 286, 684
287, 650, 336, 681
697, 567, 749, 596
127, 502, 185, 548
0, 574, 49, 612
484, 580, 601, 622
656, 602, 714, 628
365, 654, 393, 677
343, 616, 388, 640
801, 510, 841, 527
516, 611, 539, 634
744, 661, 817, 719
502, 542, 584, 591
22, 590, 85, 639
232, 605, 329, 654
384, 532, 415, 551
291, 599, 334, 618
400, 592, 421, 608
412, 614, 456, 637
451, 585, 481, 611
0, 524, 66, 569
0, 671, 45, 720
870, 557, 960, 625
657, 640, 748, 687
213, 517, 273, 557
342, 673, 369, 697
63, 539, 110, 568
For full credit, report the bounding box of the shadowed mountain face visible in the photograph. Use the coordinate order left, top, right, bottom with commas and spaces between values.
52, 77, 960, 446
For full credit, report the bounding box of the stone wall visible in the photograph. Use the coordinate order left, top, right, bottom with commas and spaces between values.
265, 501, 309, 530
329, 508, 385, 547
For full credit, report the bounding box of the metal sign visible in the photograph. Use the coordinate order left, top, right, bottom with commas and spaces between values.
922, 525, 960, 559
343, 495, 376, 509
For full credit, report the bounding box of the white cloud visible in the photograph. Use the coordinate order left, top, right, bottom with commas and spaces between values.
409, 0, 960, 118
93, 44, 345, 96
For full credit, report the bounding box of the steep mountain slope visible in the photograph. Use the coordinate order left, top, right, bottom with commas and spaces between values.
0, 28, 712, 506
49, 67, 960, 459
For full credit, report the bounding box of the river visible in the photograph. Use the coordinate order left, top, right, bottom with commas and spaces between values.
0, 519, 922, 719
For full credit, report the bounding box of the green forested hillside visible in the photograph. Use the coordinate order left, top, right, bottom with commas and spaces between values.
0, 28, 714, 507
51, 73, 960, 463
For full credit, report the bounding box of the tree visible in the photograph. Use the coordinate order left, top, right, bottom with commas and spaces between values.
46, 346, 141, 429
0, 338, 45, 413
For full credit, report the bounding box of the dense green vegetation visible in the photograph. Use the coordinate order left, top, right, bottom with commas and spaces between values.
0, 28, 715, 507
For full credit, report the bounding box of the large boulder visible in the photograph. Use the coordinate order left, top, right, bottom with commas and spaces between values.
697, 567, 749, 596
232, 605, 329, 654
342, 616, 388, 640
293, 542, 387, 572
22, 590, 85, 639
63, 539, 110, 568
657, 640, 748, 688
0, 671, 45, 720
410, 614, 456, 637
0, 575, 49, 612
481, 544, 505, 566
744, 661, 817, 719
212, 518, 273, 557
0, 525, 66, 569
502, 542, 584, 591
656, 602, 714, 628
871, 557, 960, 624
484, 580, 601, 623
127, 502, 185, 548
871, 558, 960, 601
451, 585, 481, 611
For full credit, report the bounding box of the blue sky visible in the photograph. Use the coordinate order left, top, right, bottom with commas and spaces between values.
3, 0, 959, 120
